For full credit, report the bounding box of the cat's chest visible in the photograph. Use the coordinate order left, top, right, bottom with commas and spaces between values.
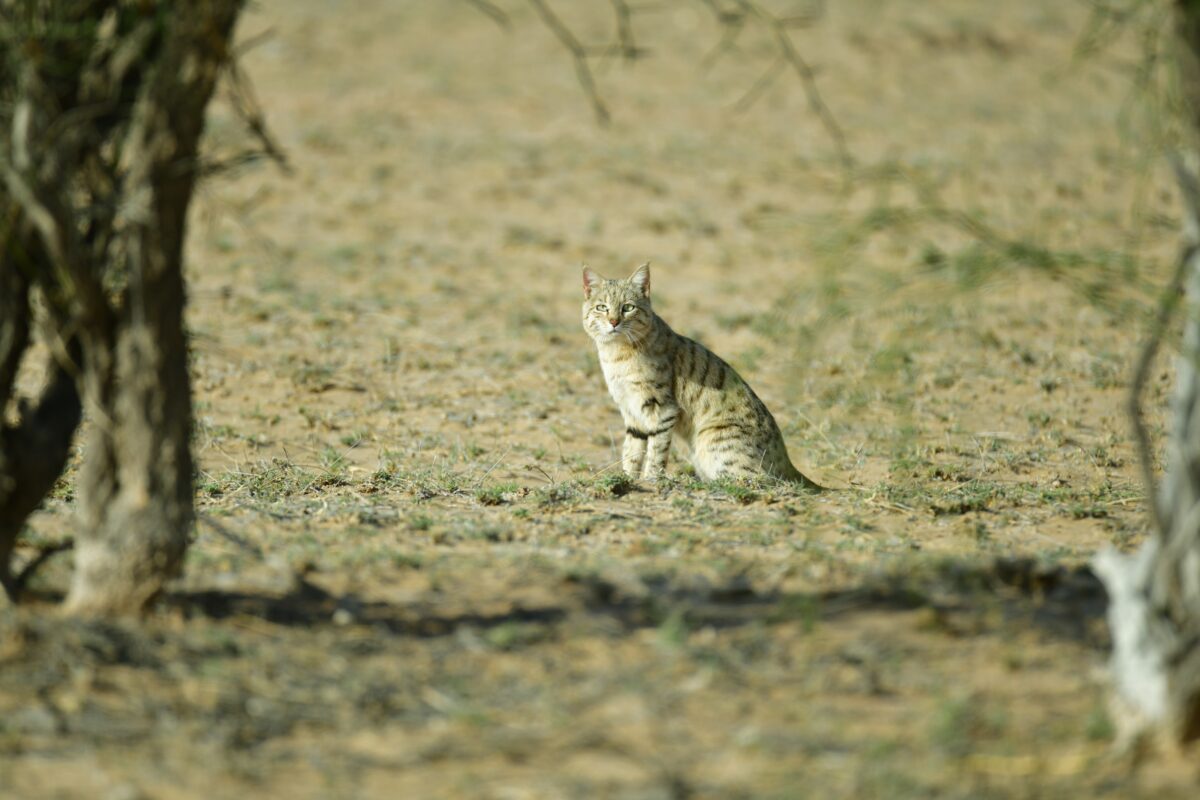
598, 349, 659, 405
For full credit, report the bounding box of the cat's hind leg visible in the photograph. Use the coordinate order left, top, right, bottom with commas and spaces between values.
692, 425, 767, 481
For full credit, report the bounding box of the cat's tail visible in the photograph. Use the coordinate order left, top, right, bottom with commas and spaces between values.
784, 461, 828, 492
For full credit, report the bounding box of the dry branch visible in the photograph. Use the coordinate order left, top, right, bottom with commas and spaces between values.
610, 0, 638, 60
526, 0, 612, 126
499, 0, 852, 164
731, 0, 851, 168
732, 53, 785, 112
462, 0, 511, 30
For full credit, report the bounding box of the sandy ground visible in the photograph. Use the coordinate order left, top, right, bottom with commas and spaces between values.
2, 1, 1199, 797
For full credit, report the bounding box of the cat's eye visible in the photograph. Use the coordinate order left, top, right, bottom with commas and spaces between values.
621, 303, 635, 314
595, 304, 608, 313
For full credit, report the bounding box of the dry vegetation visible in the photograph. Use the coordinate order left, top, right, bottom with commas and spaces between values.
2, 0, 1199, 796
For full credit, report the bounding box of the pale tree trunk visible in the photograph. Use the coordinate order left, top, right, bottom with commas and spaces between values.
0, 0, 244, 613
1094, 1, 1200, 746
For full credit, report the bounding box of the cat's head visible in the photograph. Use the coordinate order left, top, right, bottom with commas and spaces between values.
581, 263, 653, 345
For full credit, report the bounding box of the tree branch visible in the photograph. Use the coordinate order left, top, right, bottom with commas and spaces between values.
220, 55, 292, 176
527, 0, 611, 126
736, 0, 852, 168
461, 0, 511, 30
731, 52, 785, 113
610, 0, 639, 60
1129, 242, 1190, 540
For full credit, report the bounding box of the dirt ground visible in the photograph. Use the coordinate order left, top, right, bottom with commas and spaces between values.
3, 0, 1200, 797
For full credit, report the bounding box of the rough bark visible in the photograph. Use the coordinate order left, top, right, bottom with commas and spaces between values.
63, 2, 243, 613
0, 1, 244, 613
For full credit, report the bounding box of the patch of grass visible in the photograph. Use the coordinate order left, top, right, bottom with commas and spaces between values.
930, 482, 1008, 516
484, 621, 553, 651
929, 694, 1006, 759
767, 594, 821, 632
204, 458, 345, 501
535, 481, 586, 508
291, 361, 335, 389
590, 473, 635, 498
392, 552, 423, 569
475, 482, 520, 506
320, 446, 350, 476
1069, 503, 1108, 520
710, 478, 760, 505
340, 430, 369, 448
657, 608, 689, 648
869, 343, 914, 377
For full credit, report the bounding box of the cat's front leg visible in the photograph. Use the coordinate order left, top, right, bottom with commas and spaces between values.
640, 404, 679, 482
642, 432, 671, 481
622, 428, 648, 478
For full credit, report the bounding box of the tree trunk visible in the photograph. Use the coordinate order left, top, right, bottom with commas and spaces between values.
1094, 1, 1200, 746
64, 267, 195, 613
2, 1, 244, 613
62, 1, 242, 614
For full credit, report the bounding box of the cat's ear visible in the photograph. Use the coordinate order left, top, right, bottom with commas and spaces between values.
582, 266, 603, 298
628, 262, 650, 297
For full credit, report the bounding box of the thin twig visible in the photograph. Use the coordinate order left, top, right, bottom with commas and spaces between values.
233, 26, 278, 56
461, 0, 511, 30
198, 149, 281, 178
222, 56, 291, 175
610, 0, 638, 59
472, 445, 515, 489
738, 0, 852, 169
700, 8, 746, 70
732, 53, 785, 113
1131, 244, 1190, 506
1128, 154, 1200, 538
697, 0, 851, 166
527, 0, 611, 126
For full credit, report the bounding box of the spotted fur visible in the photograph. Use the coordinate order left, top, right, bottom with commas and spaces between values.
581, 263, 822, 488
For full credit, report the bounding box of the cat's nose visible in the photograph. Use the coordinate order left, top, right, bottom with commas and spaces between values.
608, 318, 619, 328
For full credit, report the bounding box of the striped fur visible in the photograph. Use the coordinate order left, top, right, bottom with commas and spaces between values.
581, 263, 821, 488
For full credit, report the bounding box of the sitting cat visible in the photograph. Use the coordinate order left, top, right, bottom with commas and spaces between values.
582, 263, 822, 488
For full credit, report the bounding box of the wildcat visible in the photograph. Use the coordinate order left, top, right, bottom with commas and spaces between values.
581, 263, 822, 488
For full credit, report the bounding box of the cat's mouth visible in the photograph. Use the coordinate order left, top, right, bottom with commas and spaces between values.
595, 325, 628, 341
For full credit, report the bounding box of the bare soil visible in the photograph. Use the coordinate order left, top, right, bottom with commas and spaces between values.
2, 1, 1198, 797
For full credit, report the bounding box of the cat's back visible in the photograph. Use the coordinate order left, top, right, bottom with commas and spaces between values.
670, 334, 771, 422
